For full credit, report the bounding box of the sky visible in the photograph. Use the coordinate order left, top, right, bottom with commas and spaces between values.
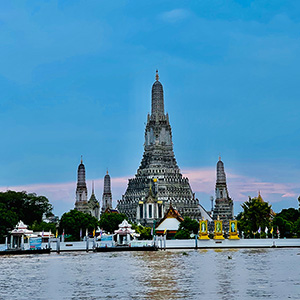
1, 0, 300, 216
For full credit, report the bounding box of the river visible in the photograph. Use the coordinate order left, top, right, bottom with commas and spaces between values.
0, 248, 299, 300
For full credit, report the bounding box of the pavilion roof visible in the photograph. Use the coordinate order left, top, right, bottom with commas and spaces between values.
156, 203, 184, 229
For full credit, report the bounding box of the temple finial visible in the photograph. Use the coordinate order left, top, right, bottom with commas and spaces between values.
155, 69, 159, 81
81, 155, 83, 164
219, 155, 221, 161
106, 168, 109, 175
92, 180, 95, 194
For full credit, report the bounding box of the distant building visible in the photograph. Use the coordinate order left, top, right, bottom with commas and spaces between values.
88, 181, 100, 219
74, 157, 100, 219
213, 157, 234, 230
156, 203, 184, 237
117, 71, 204, 226
101, 171, 113, 214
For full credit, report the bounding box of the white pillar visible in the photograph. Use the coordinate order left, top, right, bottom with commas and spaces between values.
21, 235, 24, 250
86, 237, 89, 252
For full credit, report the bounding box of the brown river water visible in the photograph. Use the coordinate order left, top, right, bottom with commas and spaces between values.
0, 248, 299, 300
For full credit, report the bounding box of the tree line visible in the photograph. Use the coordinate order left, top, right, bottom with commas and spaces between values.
1, 190, 300, 242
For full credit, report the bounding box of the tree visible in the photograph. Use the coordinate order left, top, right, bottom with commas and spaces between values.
174, 229, 190, 239
131, 224, 152, 240
174, 217, 199, 239
238, 197, 272, 237
0, 191, 53, 242
59, 210, 99, 241
294, 218, 300, 237
178, 217, 199, 234
99, 213, 127, 233
30, 221, 57, 234
273, 208, 300, 237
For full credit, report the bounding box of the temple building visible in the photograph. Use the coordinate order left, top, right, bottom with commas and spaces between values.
212, 157, 234, 230
88, 181, 100, 219
117, 71, 204, 226
101, 171, 113, 214
156, 203, 184, 237
74, 158, 100, 219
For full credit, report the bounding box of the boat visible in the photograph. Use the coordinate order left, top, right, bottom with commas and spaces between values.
94, 220, 157, 252
0, 220, 51, 256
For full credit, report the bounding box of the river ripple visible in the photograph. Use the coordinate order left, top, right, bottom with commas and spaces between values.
0, 248, 299, 300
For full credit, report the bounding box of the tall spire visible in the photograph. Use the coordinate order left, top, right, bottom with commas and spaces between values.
155, 69, 159, 81
102, 171, 112, 213
151, 70, 164, 118
216, 157, 226, 184
81, 155, 83, 164
77, 159, 87, 189
75, 158, 88, 209
213, 157, 233, 230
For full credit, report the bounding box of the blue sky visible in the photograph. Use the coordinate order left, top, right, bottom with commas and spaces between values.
1, 1, 300, 216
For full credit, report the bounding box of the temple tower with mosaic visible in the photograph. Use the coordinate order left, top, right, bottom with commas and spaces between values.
212, 157, 234, 230
74, 157, 90, 214
101, 171, 113, 214
117, 71, 203, 226
74, 157, 100, 218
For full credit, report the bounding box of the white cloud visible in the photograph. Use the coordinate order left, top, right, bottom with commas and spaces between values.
183, 168, 300, 204
160, 9, 190, 23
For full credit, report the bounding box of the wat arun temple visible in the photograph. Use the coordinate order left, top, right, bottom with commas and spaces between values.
74, 71, 234, 229
117, 71, 224, 227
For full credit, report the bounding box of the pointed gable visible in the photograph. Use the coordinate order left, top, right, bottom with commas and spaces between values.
156, 203, 184, 233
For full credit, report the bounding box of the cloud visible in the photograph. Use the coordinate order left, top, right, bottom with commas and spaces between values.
0, 176, 130, 216
160, 9, 190, 23
182, 168, 300, 204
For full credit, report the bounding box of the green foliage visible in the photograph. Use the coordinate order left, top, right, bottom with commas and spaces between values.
273, 208, 300, 237
174, 229, 190, 239
59, 209, 99, 241
238, 197, 272, 237
99, 213, 127, 234
178, 217, 199, 234
30, 221, 57, 233
174, 217, 199, 239
0, 190, 53, 242
131, 224, 152, 240
294, 218, 300, 237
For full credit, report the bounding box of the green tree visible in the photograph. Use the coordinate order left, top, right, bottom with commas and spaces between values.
0, 191, 53, 242
59, 210, 99, 241
238, 197, 272, 237
272, 208, 300, 237
174, 229, 190, 239
174, 217, 199, 239
178, 217, 199, 234
0, 206, 18, 242
294, 218, 300, 237
131, 224, 152, 240
30, 221, 57, 234
99, 213, 127, 233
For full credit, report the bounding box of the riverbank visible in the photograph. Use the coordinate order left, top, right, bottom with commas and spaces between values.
2, 238, 300, 252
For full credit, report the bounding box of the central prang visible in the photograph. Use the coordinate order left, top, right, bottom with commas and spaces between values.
117, 71, 202, 226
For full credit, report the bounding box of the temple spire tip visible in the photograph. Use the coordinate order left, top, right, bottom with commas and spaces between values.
155, 69, 159, 81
